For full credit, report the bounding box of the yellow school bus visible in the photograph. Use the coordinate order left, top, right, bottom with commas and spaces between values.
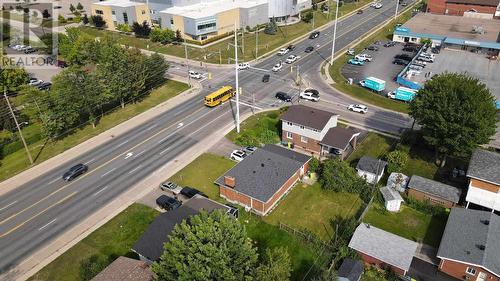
204, 86, 235, 107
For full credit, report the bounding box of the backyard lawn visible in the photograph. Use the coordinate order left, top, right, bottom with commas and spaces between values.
347, 133, 395, 165
29, 204, 159, 281
226, 109, 283, 146
363, 203, 448, 247
264, 183, 362, 241
168, 153, 235, 200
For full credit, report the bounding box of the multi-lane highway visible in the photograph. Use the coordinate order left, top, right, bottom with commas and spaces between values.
0, 0, 414, 276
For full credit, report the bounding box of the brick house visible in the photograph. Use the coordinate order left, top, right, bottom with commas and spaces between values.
465, 149, 500, 212
427, 0, 500, 16
280, 105, 359, 160
215, 144, 310, 216
437, 208, 500, 281
348, 223, 418, 276
407, 175, 462, 208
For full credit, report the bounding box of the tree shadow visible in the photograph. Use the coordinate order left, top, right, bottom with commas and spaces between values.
32, 138, 50, 163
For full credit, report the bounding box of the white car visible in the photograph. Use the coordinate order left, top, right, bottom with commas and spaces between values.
354, 54, 372, 62
272, 62, 283, 72
188, 71, 202, 79
374, 3, 383, 8
238, 62, 250, 70
230, 150, 247, 162
29, 78, 43, 86
13, 45, 25, 51
299, 89, 320, 101
285, 55, 299, 64
348, 104, 368, 114
277, 48, 289, 56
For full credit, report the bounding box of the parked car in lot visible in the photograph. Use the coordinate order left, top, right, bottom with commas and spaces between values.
384, 41, 396, 47
37, 82, 52, 90
230, 149, 247, 162
309, 31, 320, 39
409, 64, 423, 71
418, 56, 434, 62
189, 70, 202, 79
243, 146, 257, 154
277, 48, 289, 56
412, 61, 426, 67
431, 47, 440, 54
156, 195, 181, 211
387, 87, 417, 102
366, 46, 379, 51
348, 59, 365, 65
348, 104, 368, 114
393, 59, 408, 65
355, 54, 372, 62
237, 62, 250, 70
275, 91, 292, 102
347, 48, 355, 55
24, 47, 37, 54
272, 61, 283, 72
262, 74, 270, 83
285, 55, 298, 64
403, 46, 418, 52
395, 54, 413, 61
287, 44, 295, 51
305, 46, 314, 53
62, 163, 88, 181
300, 89, 320, 101
29, 78, 43, 86
159, 181, 182, 195
359, 77, 385, 92
180, 186, 207, 198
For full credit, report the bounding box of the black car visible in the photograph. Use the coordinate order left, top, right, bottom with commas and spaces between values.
309, 31, 320, 39
24, 47, 37, 54
384, 41, 396, 47
37, 82, 52, 90
394, 54, 412, 61
62, 163, 88, 181
156, 195, 181, 211
180, 186, 207, 198
275, 91, 292, 102
403, 46, 418, 52
262, 74, 270, 83
287, 44, 295, 51
305, 46, 314, 53
431, 47, 441, 54
366, 46, 379, 51
393, 59, 408, 65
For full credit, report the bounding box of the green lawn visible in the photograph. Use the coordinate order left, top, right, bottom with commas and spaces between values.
264, 183, 362, 241
0, 80, 189, 181
226, 109, 283, 146
347, 133, 395, 165
363, 203, 447, 247
168, 153, 236, 200
29, 204, 160, 281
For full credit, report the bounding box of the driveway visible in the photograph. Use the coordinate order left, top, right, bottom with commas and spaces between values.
408, 258, 456, 281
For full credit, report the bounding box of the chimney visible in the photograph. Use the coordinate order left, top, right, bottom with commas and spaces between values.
224, 176, 236, 188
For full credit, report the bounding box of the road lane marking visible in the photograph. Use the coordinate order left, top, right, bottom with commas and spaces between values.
159, 147, 172, 155
0, 192, 76, 238
146, 124, 158, 131
0, 201, 17, 212
124, 152, 134, 159
177, 122, 184, 128
84, 158, 96, 165
101, 168, 117, 178
230, 99, 263, 110
47, 178, 60, 185
116, 140, 129, 147
127, 165, 143, 175
134, 150, 146, 158
38, 218, 57, 231
93, 186, 109, 196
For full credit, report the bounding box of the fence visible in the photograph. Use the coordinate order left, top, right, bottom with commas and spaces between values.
279, 222, 334, 251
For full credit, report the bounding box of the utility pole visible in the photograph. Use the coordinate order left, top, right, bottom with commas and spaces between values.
329, 0, 340, 65
395, 0, 400, 19
234, 23, 240, 133
241, 28, 245, 60
312, 11, 315, 29
184, 44, 191, 87
4, 90, 33, 164
219, 48, 222, 64
255, 27, 259, 60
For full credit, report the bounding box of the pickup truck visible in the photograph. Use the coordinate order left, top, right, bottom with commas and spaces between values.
359, 77, 385, 92
387, 87, 417, 102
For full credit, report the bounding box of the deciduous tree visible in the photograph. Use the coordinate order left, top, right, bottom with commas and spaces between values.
386, 150, 408, 173
255, 247, 291, 281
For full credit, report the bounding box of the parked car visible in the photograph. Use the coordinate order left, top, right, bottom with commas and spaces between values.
354, 54, 372, 62
420, 52, 435, 59
309, 31, 320, 39
188, 70, 202, 79
412, 61, 426, 67
401, 2, 407, 6
370, 2, 378, 7
272, 61, 283, 72
384, 41, 396, 47
155, 195, 181, 211
230, 149, 247, 162
275, 91, 292, 102
287, 44, 295, 51
277, 48, 289, 56
393, 59, 407, 65
347, 48, 355, 55
305, 46, 314, 53
159, 181, 182, 195
24, 47, 36, 54
262, 74, 270, 83
366, 46, 379, 51
348, 104, 368, 114
56, 60, 68, 68
418, 56, 434, 62
299, 89, 320, 101
348, 59, 365, 65
357, 9, 364, 14
29, 78, 43, 86
285, 55, 298, 64
431, 47, 441, 54
409, 64, 423, 71
403, 46, 418, 52
243, 146, 257, 154
62, 163, 88, 181
37, 82, 52, 90
238, 62, 250, 70
394, 54, 412, 61
180, 186, 207, 198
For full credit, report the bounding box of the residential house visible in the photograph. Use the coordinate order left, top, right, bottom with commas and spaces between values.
91, 256, 153, 281
465, 149, 500, 212
280, 105, 359, 160
132, 195, 236, 263
437, 208, 500, 281
337, 258, 364, 281
215, 144, 310, 216
407, 175, 462, 208
427, 0, 500, 17
356, 156, 387, 184
380, 186, 404, 212
348, 223, 418, 276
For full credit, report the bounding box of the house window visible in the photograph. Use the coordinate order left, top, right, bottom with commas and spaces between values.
111, 10, 115, 15
286, 132, 292, 139
123, 12, 128, 24
300, 125, 304, 130
466, 267, 476, 275
95, 10, 103, 15
141, 10, 146, 15
170, 18, 174, 24
197, 22, 216, 31
286, 121, 292, 126
301, 136, 307, 143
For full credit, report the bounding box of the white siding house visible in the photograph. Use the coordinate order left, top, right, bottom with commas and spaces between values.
356, 156, 387, 184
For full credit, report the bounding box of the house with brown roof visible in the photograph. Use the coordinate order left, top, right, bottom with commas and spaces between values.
465, 149, 500, 212
91, 256, 153, 281
280, 105, 359, 160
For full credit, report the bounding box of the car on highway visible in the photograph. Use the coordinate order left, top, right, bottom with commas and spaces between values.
299, 89, 320, 101
384, 41, 396, 47
370, 1, 379, 7
285, 55, 298, 64
348, 104, 368, 114
357, 9, 364, 14
305, 46, 314, 53
188, 70, 202, 79
393, 59, 407, 65
156, 195, 181, 211
262, 74, 270, 83
230, 149, 247, 162
277, 48, 289, 56
348, 59, 365, 65
272, 61, 283, 72
309, 31, 320, 39
374, 2, 383, 8
354, 54, 372, 62
180, 186, 207, 198
365, 46, 379, 51
347, 48, 355, 55
159, 181, 183, 194
287, 44, 295, 51
238, 62, 250, 70
62, 163, 88, 181
275, 91, 292, 102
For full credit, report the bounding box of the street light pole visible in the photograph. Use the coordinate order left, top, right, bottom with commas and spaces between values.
395, 0, 400, 19
234, 23, 240, 133
255, 27, 259, 60
329, 0, 340, 65
184, 44, 191, 87
4, 90, 33, 164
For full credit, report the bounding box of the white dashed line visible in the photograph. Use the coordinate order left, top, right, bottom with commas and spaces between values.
0, 201, 17, 212
101, 168, 116, 178
94, 186, 109, 196
38, 219, 57, 231
128, 165, 142, 175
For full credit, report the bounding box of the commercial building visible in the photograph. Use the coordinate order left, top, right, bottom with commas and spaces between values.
465, 149, 500, 212
91, 0, 150, 30
427, 0, 500, 17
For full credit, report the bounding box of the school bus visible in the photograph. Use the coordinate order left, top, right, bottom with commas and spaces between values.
204, 86, 235, 107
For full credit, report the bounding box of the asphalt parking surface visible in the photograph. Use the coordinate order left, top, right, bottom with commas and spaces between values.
408, 258, 457, 281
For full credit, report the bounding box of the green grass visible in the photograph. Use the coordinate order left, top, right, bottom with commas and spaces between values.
263, 183, 362, 241
363, 203, 447, 247
347, 133, 395, 165
226, 109, 283, 146
361, 266, 395, 281
0, 80, 189, 181
168, 153, 236, 200
29, 204, 160, 281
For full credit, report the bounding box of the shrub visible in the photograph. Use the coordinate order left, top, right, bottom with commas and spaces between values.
90, 15, 106, 28
403, 194, 448, 217
116, 23, 132, 33
302, 11, 313, 23
150, 28, 175, 44
386, 149, 409, 173
57, 14, 67, 23
132, 21, 151, 38
308, 157, 321, 173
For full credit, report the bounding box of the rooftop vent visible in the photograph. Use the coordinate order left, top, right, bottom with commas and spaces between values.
261, 163, 265, 167
478, 244, 486, 251
481, 219, 490, 225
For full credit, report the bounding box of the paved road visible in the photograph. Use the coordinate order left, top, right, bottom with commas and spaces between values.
0, 0, 415, 274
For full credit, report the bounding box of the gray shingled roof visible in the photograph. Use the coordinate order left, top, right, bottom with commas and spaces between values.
91, 257, 153, 281
467, 149, 500, 185
215, 144, 310, 202
408, 175, 462, 203
280, 105, 336, 130
356, 156, 387, 176
380, 186, 404, 202
338, 258, 364, 281
319, 127, 358, 150
437, 208, 500, 277
349, 224, 418, 272
132, 196, 230, 262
